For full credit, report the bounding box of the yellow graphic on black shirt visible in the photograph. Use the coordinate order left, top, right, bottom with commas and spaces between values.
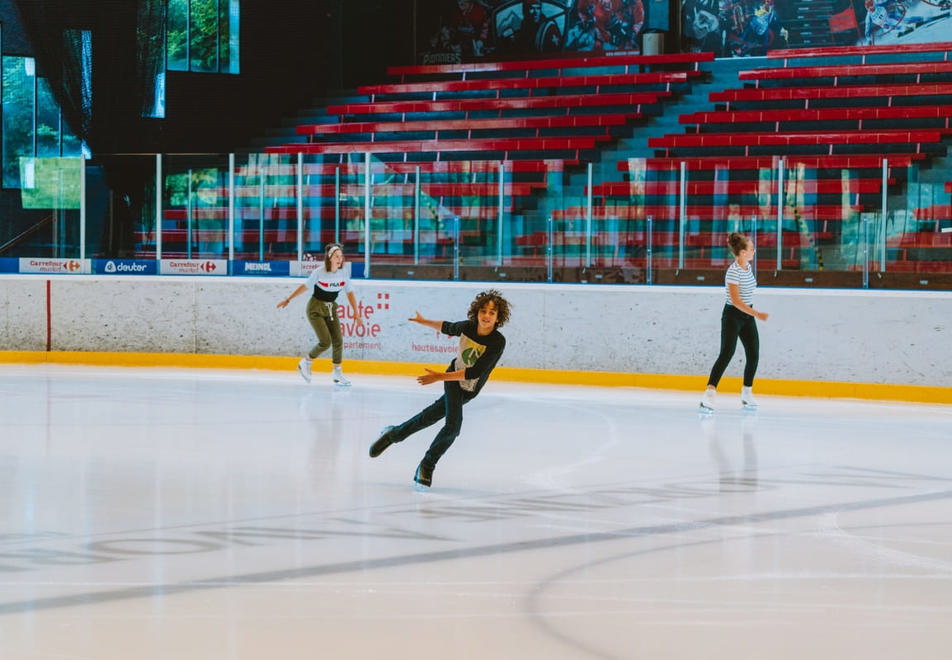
459, 335, 486, 367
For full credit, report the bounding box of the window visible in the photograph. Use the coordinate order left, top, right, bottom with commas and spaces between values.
167, 0, 240, 74
2, 52, 87, 189
2, 57, 36, 188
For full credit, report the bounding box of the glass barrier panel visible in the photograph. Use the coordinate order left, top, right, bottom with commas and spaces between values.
233, 153, 297, 262
163, 154, 230, 260
86, 155, 157, 261
411, 160, 456, 270
3, 157, 83, 260
300, 153, 365, 262
501, 159, 563, 283
885, 160, 952, 277
452, 161, 504, 270
779, 161, 871, 285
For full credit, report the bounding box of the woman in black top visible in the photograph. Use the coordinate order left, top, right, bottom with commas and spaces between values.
369, 289, 511, 489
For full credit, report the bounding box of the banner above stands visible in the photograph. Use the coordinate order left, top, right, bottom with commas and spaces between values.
414, 0, 950, 63
0, 259, 364, 278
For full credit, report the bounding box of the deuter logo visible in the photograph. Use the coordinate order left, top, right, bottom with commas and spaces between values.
102, 260, 149, 274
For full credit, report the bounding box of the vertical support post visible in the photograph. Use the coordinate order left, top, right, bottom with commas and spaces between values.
546, 214, 554, 283
364, 154, 371, 278
646, 215, 653, 285
414, 165, 421, 265
862, 217, 870, 289
258, 174, 265, 260
79, 154, 86, 261
335, 166, 341, 243
678, 161, 686, 270
453, 216, 460, 281
155, 153, 163, 261
751, 214, 757, 273
296, 152, 303, 262
228, 153, 236, 263
776, 158, 784, 271
880, 158, 888, 272
585, 162, 593, 268
186, 168, 193, 260
497, 161, 505, 266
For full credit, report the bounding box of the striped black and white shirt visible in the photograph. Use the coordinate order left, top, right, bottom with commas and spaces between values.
724, 261, 756, 307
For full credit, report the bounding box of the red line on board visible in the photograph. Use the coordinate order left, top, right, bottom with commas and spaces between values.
46, 279, 52, 352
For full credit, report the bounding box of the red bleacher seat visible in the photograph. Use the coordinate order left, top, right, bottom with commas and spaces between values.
680, 105, 952, 129
325, 91, 670, 117
738, 60, 952, 86
358, 71, 695, 98
297, 114, 634, 138
386, 52, 715, 81
709, 83, 952, 110
767, 41, 952, 65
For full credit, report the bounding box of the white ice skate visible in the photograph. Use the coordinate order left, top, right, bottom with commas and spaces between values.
297, 358, 312, 384
332, 365, 351, 387
741, 386, 758, 410
699, 388, 716, 415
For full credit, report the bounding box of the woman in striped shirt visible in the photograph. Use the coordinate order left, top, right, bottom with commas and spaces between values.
699, 232, 769, 412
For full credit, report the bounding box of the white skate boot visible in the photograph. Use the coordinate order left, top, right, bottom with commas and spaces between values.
699, 388, 716, 414
297, 358, 312, 383
741, 386, 758, 410
332, 365, 351, 387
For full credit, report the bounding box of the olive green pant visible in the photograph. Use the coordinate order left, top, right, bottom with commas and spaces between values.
305, 297, 343, 364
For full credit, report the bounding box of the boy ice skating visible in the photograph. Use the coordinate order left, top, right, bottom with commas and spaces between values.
369, 289, 511, 488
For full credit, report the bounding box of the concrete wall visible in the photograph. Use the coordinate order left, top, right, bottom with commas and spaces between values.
1, 275, 950, 387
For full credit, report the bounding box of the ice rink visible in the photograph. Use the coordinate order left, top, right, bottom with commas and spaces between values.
1, 363, 950, 659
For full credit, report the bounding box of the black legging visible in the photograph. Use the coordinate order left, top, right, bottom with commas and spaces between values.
707, 304, 760, 388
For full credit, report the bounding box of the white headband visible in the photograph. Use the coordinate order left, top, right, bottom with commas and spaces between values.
327, 245, 342, 257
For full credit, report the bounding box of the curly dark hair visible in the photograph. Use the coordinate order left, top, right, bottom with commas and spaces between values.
467, 289, 511, 328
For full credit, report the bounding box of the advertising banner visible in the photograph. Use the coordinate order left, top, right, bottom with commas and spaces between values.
681, 0, 951, 56
417, 0, 648, 62
234, 261, 291, 277
159, 259, 228, 275
290, 259, 366, 279
19, 258, 90, 274
92, 259, 158, 275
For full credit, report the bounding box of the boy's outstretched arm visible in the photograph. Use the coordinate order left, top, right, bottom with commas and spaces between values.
409, 311, 443, 332
417, 368, 465, 386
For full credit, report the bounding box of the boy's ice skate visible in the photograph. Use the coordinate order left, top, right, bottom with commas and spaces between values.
297, 358, 312, 383
369, 426, 397, 458
332, 365, 351, 387
699, 388, 716, 414
741, 386, 758, 410
413, 462, 433, 490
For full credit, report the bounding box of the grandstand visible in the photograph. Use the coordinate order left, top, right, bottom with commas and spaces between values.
188, 42, 950, 287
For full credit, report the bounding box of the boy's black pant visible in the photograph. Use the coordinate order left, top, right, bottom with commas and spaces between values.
707, 304, 760, 388
391, 379, 476, 469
